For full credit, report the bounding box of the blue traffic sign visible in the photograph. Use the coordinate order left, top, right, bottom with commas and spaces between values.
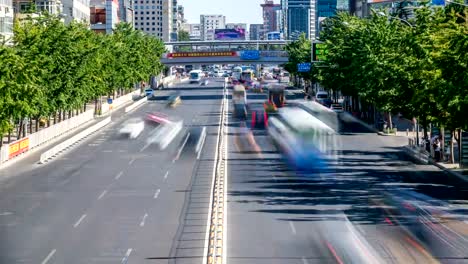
107, 98, 113, 104
240, 50, 261, 60
297, 63, 311, 72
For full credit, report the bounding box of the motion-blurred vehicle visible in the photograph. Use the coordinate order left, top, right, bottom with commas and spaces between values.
268, 107, 336, 170
330, 103, 344, 113
232, 85, 247, 120
231, 66, 242, 82
200, 79, 209, 86
379, 190, 468, 259
167, 93, 181, 108
144, 88, 154, 97
145, 112, 173, 125
234, 122, 261, 154
268, 84, 285, 108
119, 118, 145, 139
181, 126, 207, 158
240, 69, 255, 88
214, 70, 224, 78
189, 70, 203, 84
251, 109, 268, 129
295, 101, 339, 132
147, 120, 183, 150
315, 91, 332, 107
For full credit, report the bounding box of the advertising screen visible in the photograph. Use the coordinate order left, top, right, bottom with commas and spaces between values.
215, 28, 246, 40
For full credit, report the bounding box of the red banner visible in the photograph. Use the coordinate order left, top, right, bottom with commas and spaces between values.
168, 51, 237, 58
8, 137, 30, 159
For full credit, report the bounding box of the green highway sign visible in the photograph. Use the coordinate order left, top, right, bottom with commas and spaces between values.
313, 43, 328, 61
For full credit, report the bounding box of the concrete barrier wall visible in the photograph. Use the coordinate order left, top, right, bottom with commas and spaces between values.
39, 117, 111, 164
125, 97, 148, 113
0, 109, 95, 164
101, 90, 140, 115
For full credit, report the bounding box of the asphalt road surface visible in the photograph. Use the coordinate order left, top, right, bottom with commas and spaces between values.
226, 92, 468, 263
0, 78, 225, 264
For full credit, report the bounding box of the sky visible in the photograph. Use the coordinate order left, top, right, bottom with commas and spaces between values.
177, 0, 268, 25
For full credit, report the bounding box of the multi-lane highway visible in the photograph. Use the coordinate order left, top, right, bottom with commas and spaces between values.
0, 79, 225, 264
1, 77, 467, 264
226, 90, 468, 263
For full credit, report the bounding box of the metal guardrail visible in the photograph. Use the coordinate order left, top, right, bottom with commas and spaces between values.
39, 117, 111, 164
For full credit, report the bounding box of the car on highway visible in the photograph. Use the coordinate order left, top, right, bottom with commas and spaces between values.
315, 91, 332, 107
189, 70, 203, 83
119, 118, 145, 139
146, 119, 184, 150
214, 70, 224, 78
330, 103, 344, 113
167, 93, 181, 108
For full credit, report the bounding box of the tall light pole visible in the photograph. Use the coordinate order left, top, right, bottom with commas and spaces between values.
446, 0, 468, 6
377, 11, 414, 27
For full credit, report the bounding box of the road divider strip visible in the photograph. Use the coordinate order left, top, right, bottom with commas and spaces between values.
39, 117, 111, 164
205, 81, 228, 264
124, 97, 148, 113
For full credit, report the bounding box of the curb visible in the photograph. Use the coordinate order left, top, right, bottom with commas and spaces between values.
403, 145, 468, 183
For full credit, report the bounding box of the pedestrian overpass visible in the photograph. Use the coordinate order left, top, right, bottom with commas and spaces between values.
160, 50, 289, 66
160, 40, 290, 66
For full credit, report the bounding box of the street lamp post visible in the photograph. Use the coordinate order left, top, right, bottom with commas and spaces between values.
377, 11, 414, 27
446, 0, 468, 6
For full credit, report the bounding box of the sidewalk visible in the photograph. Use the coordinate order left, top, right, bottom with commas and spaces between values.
404, 144, 468, 183
0, 96, 136, 173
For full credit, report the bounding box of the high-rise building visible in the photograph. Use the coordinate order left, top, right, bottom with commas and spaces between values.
62, 0, 90, 24
0, 0, 14, 43
174, 5, 184, 38
200, 14, 225, 41
226, 23, 247, 30
184, 23, 200, 40
134, 0, 174, 41
13, 0, 62, 16
249, 23, 262, 40
281, 0, 317, 40
316, 0, 336, 37
90, 0, 118, 34
261, 0, 280, 39
118, 0, 134, 25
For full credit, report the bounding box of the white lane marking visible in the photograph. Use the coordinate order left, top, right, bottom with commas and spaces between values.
173, 133, 190, 162
153, 189, 161, 199
128, 158, 135, 165
115, 171, 124, 180
97, 190, 108, 200
0, 212, 13, 216
73, 214, 87, 228
102, 150, 112, 153
139, 213, 149, 227
121, 248, 132, 264
139, 142, 151, 152
164, 171, 169, 180
41, 249, 57, 264
302, 256, 309, 264
289, 221, 297, 235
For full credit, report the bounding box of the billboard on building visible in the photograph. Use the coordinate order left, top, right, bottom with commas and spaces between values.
215, 28, 246, 40
267, 32, 281, 40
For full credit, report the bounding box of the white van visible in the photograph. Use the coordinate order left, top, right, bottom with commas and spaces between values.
189, 70, 203, 83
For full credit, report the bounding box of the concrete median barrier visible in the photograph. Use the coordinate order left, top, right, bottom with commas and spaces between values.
39, 117, 111, 164
125, 97, 148, 113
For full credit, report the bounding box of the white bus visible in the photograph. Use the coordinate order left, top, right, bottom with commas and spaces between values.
268, 107, 337, 170
189, 70, 203, 83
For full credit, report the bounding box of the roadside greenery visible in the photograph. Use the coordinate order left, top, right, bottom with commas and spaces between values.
0, 15, 165, 142
285, 3, 467, 133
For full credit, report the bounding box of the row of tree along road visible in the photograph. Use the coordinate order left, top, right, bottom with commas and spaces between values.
0, 15, 166, 146
285, 2, 467, 165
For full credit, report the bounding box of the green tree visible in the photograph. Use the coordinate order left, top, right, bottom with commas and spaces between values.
177, 30, 190, 41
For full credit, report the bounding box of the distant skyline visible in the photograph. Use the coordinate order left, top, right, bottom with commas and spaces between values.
178, 0, 272, 25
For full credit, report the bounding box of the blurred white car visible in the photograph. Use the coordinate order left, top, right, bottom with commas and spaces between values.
120, 118, 145, 138
147, 121, 183, 150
